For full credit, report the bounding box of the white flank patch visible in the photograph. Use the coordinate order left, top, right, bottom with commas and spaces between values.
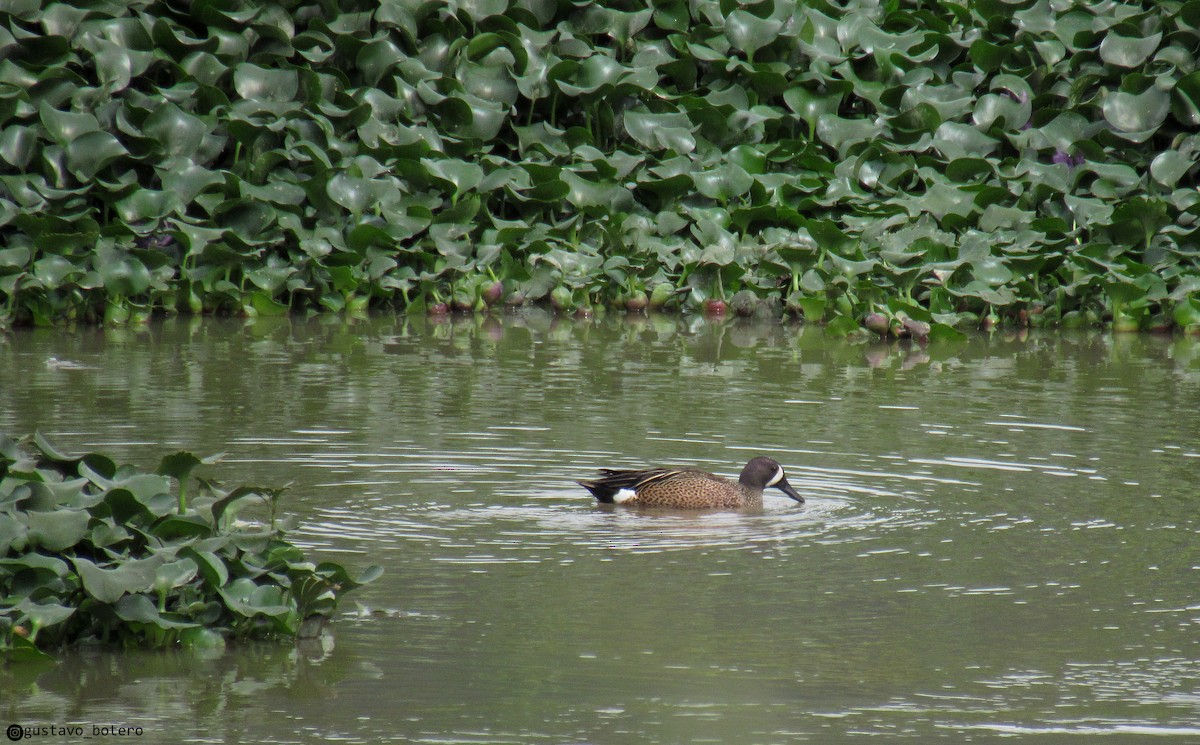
766, 465, 784, 487
613, 488, 638, 504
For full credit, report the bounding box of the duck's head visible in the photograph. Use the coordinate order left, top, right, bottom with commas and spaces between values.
740, 456, 804, 503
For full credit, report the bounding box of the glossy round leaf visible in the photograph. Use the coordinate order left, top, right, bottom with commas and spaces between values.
459, 0, 509, 19
219, 577, 292, 618
727, 144, 767, 174
783, 86, 843, 128
932, 122, 999, 161
114, 594, 200, 629
154, 558, 199, 593
95, 248, 152, 297
143, 102, 207, 157
117, 191, 173, 225
325, 174, 371, 214
39, 104, 100, 146
233, 63, 299, 102
356, 38, 406, 86
1103, 86, 1169, 136
1098, 29, 1162, 68
24, 509, 90, 552
556, 54, 623, 96
85, 36, 136, 92
33, 255, 79, 288
66, 131, 128, 180
693, 163, 753, 202
159, 160, 223, 203
459, 62, 519, 106
0, 125, 36, 168
725, 10, 783, 59
72, 555, 164, 604
624, 109, 694, 151
653, 0, 689, 31
893, 103, 942, 133
423, 158, 485, 194
1150, 151, 1193, 187
14, 598, 75, 630
1172, 70, 1200, 127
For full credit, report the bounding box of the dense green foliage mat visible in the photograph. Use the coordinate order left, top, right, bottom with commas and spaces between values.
1, 0, 1198, 333
0, 433, 380, 660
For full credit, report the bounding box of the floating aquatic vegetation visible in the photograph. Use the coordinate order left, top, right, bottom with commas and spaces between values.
0, 0, 1197, 334
0, 433, 381, 662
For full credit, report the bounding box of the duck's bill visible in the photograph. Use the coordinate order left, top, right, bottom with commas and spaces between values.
777, 479, 805, 503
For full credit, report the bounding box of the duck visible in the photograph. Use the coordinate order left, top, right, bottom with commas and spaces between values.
578, 456, 804, 509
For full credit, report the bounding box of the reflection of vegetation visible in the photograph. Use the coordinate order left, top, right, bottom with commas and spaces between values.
1, 635, 351, 738
0, 434, 380, 662
0, 1, 1197, 333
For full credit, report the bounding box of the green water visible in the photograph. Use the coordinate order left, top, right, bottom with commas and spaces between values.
2, 314, 1198, 743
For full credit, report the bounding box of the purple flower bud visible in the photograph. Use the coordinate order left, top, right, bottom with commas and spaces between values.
1052, 150, 1084, 169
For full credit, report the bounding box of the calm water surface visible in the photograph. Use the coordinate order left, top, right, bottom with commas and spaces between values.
1, 313, 1198, 744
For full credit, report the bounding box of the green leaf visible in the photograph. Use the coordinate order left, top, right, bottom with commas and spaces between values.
115, 594, 200, 629
698, 240, 736, 266
933, 123, 999, 160
624, 109, 695, 152
725, 10, 783, 59
971, 257, 1014, 286
233, 63, 298, 102
797, 296, 826, 321
0, 552, 69, 579
143, 102, 208, 157
248, 290, 289, 316
14, 598, 75, 630
33, 431, 78, 463
115, 189, 177, 223
72, 555, 165, 605
1173, 71, 1200, 126
24, 509, 89, 552
218, 577, 292, 618
155, 558, 198, 594
653, 0, 689, 31
0, 125, 36, 168
825, 315, 861, 337
211, 485, 271, 525
2, 635, 57, 664
423, 158, 484, 194
969, 39, 1008, 72
1103, 85, 1169, 137
66, 131, 128, 180
39, 104, 99, 146
356, 38, 406, 86
0, 513, 28, 556
95, 245, 152, 297
1150, 151, 1193, 187
180, 627, 226, 652
179, 548, 230, 588
693, 163, 753, 201
1098, 29, 1162, 68
928, 323, 967, 342
784, 86, 844, 130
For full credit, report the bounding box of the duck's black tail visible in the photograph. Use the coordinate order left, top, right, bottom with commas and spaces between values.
577, 468, 662, 503
577, 479, 616, 503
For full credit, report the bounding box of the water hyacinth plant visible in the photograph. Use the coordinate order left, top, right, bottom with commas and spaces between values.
0, 433, 381, 662
0, 0, 1197, 334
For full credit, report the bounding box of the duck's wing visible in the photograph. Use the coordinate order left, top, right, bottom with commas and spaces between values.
578, 467, 723, 502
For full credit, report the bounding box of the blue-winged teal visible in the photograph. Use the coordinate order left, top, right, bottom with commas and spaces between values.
578, 456, 804, 509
